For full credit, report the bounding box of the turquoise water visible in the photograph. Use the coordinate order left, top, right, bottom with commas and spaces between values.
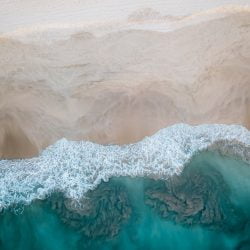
0, 152, 250, 250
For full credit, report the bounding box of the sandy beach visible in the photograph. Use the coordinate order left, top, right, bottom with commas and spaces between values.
0, 3, 250, 158
1, 2, 250, 249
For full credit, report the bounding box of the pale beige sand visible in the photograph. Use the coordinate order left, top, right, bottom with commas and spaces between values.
1, 0, 249, 33
0, 10, 250, 158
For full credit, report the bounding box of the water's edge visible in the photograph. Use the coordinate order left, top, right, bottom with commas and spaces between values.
0, 123, 249, 210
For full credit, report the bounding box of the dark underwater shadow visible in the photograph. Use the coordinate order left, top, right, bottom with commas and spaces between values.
0, 151, 250, 250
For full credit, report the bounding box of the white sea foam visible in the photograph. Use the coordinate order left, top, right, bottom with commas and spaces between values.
0, 124, 249, 210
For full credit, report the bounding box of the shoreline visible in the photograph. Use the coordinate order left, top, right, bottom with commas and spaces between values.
0, 123, 249, 210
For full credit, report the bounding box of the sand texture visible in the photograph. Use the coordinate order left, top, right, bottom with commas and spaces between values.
0, 7, 250, 158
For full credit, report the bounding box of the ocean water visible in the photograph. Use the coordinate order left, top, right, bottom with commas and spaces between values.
0, 151, 250, 250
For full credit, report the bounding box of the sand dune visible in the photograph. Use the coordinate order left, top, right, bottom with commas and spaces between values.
0, 9, 250, 158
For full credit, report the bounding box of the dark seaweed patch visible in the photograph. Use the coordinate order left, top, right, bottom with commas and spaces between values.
145, 166, 246, 233
49, 181, 132, 239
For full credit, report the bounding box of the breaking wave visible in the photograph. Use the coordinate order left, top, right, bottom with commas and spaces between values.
0, 123, 249, 211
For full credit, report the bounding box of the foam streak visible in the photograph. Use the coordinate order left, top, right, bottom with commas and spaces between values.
0, 124, 249, 210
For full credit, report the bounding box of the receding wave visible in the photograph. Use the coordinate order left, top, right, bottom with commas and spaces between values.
0, 124, 249, 211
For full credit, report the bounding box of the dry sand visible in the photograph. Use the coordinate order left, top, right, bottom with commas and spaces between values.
1, 0, 249, 33
0, 7, 250, 158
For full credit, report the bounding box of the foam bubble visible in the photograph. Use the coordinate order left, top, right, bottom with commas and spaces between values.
0, 124, 249, 210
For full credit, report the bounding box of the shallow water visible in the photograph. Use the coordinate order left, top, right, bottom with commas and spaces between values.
0, 152, 250, 250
